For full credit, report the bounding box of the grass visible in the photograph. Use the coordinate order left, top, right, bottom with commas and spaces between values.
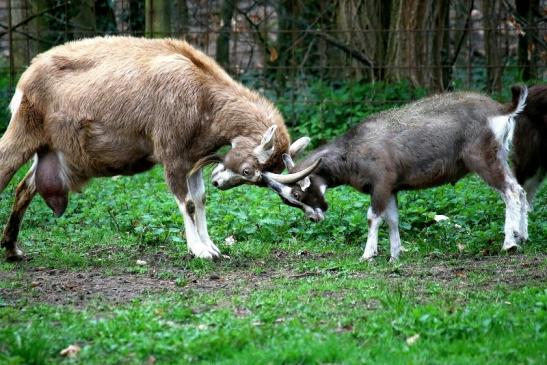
0, 163, 545, 364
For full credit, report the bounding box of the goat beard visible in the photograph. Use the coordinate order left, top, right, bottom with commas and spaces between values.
188, 154, 224, 176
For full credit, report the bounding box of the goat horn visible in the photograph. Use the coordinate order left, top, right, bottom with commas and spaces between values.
189, 154, 223, 176
263, 158, 321, 184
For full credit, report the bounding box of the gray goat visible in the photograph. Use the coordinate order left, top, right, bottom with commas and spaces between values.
262, 87, 529, 261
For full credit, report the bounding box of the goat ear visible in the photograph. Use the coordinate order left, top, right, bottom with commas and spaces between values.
289, 137, 310, 157
282, 153, 295, 171
253, 125, 277, 164
298, 177, 311, 191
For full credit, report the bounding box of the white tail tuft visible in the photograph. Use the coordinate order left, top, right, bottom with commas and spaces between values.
488, 85, 528, 152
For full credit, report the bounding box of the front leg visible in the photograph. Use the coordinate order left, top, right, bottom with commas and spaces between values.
385, 195, 402, 261
361, 207, 383, 261
187, 169, 220, 256
361, 188, 391, 261
164, 160, 220, 259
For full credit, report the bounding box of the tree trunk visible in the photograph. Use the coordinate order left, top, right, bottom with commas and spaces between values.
430, 0, 450, 91
175, 0, 189, 37
274, 0, 295, 89
482, 0, 503, 93
128, 0, 145, 36
385, 0, 429, 87
28, 0, 50, 56
336, 0, 389, 80
145, 0, 171, 38
10, 0, 30, 71
71, 0, 96, 39
95, 0, 117, 35
216, 0, 236, 69
516, 0, 539, 80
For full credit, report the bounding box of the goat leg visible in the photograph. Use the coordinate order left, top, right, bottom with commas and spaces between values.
1, 168, 37, 261
165, 159, 221, 259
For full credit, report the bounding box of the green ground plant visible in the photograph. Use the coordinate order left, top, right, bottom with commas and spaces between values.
0, 80, 545, 364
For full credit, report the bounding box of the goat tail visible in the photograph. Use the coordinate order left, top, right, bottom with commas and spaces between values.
0, 90, 44, 194
497, 84, 528, 152
509, 84, 528, 120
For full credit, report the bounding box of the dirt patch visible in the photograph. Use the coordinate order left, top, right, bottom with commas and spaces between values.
1, 254, 545, 307
0, 268, 176, 307
388, 254, 547, 290
0, 265, 281, 307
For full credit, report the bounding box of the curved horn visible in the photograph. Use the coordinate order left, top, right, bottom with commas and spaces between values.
189, 154, 223, 176
264, 158, 321, 184
282, 153, 295, 172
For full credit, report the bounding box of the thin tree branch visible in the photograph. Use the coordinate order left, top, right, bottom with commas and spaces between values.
0, 2, 70, 38
313, 30, 373, 68
451, 0, 475, 67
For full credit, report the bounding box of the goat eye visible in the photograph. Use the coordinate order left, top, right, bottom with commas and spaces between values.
292, 191, 301, 200
242, 168, 250, 176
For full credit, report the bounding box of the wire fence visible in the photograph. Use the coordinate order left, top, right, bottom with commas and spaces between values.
0, 0, 546, 132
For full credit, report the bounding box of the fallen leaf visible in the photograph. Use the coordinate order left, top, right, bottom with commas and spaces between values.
434, 215, 449, 222
60, 344, 81, 358
136, 260, 147, 266
406, 334, 420, 346
147, 355, 156, 365
225, 236, 236, 246
268, 47, 278, 62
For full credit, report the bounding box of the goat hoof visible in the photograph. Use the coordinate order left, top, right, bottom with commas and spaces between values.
189, 244, 222, 260
501, 243, 521, 254
6, 246, 25, 262
360, 255, 376, 263
389, 256, 399, 263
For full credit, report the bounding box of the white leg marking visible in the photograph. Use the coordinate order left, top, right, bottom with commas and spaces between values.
385, 196, 402, 261
501, 176, 526, 251
361, 207, 383, 261
187, 170, 221, 256
26, 154, 38, 191
176, 197, 219, 259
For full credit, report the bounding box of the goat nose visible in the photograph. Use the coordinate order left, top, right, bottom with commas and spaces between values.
212, 181, 219, 188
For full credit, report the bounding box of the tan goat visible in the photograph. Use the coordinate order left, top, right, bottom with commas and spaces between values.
0, 36, 311, 261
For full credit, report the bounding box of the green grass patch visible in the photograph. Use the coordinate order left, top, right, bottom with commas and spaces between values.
0, 160, 545, 364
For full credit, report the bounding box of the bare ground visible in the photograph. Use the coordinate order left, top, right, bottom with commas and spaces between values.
0, 253, 545, 307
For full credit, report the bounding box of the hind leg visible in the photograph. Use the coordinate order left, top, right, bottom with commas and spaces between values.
464, 144, 526, 251
0, 93, 43, 194
521, 168, 545, 211
1, 167, 37, 261
385, 195, 403, 261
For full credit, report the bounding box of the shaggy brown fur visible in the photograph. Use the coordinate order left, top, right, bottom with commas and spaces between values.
0, 36, 290, 260
510, 85, 547, 205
